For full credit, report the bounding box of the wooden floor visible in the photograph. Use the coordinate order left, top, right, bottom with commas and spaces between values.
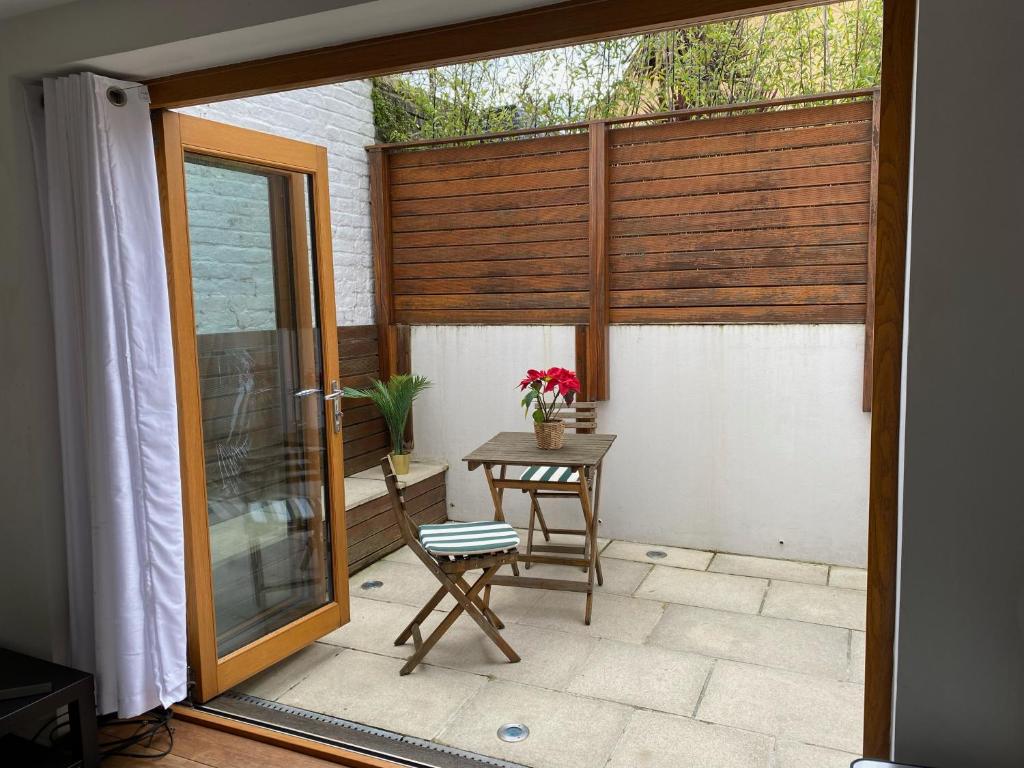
106, 719, 340, 767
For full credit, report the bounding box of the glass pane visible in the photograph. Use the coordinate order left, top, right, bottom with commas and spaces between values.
184, 154, 333, 657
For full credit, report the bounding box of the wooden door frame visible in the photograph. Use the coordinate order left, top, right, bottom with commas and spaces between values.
149, 0, 915, 760
154, 112, 349, 702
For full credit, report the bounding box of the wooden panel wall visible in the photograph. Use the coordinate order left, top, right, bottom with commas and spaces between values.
607, 100, 873, 323
346, 471, 447, 574
387, 132, 591, 324
337, 325, 391, 476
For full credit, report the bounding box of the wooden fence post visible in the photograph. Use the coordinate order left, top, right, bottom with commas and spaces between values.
367, 147, 396, 378
587, 121, 610, 401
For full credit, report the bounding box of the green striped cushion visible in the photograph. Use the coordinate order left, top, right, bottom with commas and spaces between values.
519, 465, 580, 483
419, 521, 519, 557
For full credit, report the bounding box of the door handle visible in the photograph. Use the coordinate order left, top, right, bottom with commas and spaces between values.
294, 388, 322, 398
326, 380, 343, 433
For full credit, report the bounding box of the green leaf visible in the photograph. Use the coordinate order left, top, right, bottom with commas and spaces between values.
532, 409, 545, 423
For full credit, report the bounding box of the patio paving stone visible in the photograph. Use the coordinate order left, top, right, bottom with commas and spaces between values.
605, 710, 772, 768
697, 660, 864, 753
517, 589, 665, 643
278, 648, 486, 740
829, 565, 868, 590
436, 680, 633, 768
849, 630, 866, 684
762, 581, 867, 631
235, 641, 340, 701
709, 553, 828, 585
566, 639, 712, 715
520, 556, 652, 596
320, 596, 439, 659
348, 559, 440, 608
635, 566, 767, 614
774, 739, 861, 768
419, 620, 597, 689
603, 539, 713, 571
647, 603, 850, 679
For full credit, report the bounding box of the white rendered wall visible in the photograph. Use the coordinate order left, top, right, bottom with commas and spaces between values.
177, 81, 376, 327
412, 324, 870, 567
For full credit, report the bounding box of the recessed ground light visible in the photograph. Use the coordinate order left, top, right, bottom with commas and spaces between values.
496, 723, 529, 743
646, 550, 668, 559
360, 580, 383, 590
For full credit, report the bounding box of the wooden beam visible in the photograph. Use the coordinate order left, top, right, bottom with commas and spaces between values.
863, 0, 916, 758
863, 88, 881, 412
587, 122, 610, 401
145, 0, 825, 109
575, 325, 589, 394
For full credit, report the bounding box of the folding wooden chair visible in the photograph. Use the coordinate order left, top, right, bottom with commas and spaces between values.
520, 402, 604, 585
380, 458, 521, 675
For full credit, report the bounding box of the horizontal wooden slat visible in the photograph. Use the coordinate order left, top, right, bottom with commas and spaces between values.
610, 224, 867, 256
612, 264, 866, 291
610, 203, 868, 237
342, 417, 387, 442
395, 274, 586, 295
610, 284, 866, 308
393, 203, 588, 232
609, 100, 873, 145
395, 291, 588, 310
395, 308, 588, 324
338, 353, 379, 376
610, 142, 871, 184
610, 244, 867, 273
347, 500, 447, 572
392, 186, 590, 216
611, 183, 870, 219
394, 239, 589, 264
610, 304, 865, 323
389, 132, 588, 168
611, 120, 870, 165
391, 148, 588, 184
394, 256, 588, 280
394, 221, 587, 249
391, 168, 587, 199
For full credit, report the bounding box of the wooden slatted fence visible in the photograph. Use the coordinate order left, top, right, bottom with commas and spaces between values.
369, 91, 880, 406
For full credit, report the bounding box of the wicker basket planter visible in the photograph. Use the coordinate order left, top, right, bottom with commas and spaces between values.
533, 420, 566, 450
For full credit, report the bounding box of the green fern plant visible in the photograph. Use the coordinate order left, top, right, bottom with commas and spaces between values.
341, 374, 432, 455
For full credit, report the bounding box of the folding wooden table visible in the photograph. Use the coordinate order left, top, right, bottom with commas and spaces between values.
463, 431, 616, 624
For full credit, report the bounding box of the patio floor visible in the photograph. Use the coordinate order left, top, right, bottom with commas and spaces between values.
233, 533, 867, 768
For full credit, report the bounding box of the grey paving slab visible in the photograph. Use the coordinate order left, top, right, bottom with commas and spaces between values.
436, 680, 633, 768
709, 553, 828, 585
605, 710, 772, 768
648, 603, 850, 679
697, 660, 864, 753
762, 581, 867, 631
566, 639, 712, 715
635, 566, 768, 614
603, 539, 713, 571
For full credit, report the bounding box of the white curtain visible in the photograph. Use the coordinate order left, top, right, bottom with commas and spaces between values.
34, 73, 187, 717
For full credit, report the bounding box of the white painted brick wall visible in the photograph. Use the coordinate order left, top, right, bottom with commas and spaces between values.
178, 81, 376, 330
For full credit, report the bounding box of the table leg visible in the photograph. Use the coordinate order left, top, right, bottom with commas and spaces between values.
68, 679, 99, 768
483, 463, 519, 577
593, 461, 604, 587
577, 465, 598, 625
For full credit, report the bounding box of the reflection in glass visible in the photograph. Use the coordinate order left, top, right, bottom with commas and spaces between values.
184, 154, 332, 657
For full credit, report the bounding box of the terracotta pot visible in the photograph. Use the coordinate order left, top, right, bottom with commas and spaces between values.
389, 452, 411, 475
533, 420, 565, 450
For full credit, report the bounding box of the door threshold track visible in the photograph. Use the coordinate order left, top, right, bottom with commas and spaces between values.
199, 690, 528, 768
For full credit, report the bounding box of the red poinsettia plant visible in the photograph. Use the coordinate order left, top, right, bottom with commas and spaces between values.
519, 367, 581, 423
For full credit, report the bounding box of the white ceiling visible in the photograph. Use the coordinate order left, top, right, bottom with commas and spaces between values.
0, 0, 73, 20
77, 0, 564, 81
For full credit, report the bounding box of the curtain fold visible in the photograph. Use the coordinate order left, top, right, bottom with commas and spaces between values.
36, 72, 187, 717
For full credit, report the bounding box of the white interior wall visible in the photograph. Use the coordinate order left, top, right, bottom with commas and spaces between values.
412, 324, 870, 567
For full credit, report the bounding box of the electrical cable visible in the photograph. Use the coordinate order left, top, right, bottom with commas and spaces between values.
96, 707, 174, 761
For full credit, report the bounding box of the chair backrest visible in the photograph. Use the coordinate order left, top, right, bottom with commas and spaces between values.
557, 401, 598, 434
380, 457, 419, 549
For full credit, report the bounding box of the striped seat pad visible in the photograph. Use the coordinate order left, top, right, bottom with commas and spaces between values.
418, 521, 519, 557
519, 465, 580, 483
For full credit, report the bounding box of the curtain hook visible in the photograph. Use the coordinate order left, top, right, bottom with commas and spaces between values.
106, 86, 127, 107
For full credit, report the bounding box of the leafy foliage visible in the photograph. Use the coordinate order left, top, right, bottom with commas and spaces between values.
372, 0, 881, 143
342, 374, 432, 455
